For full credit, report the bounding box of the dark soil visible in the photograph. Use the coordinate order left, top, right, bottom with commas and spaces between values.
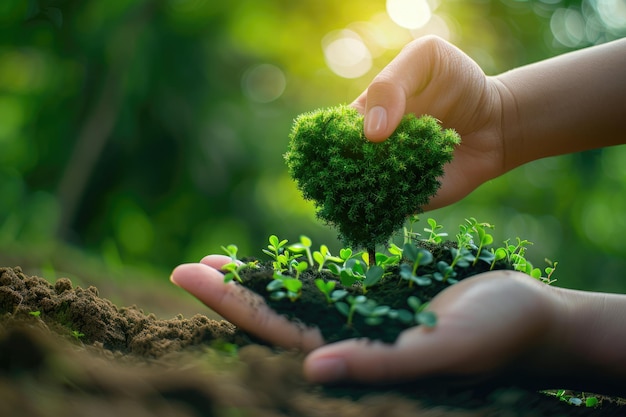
241, 241, 504, 343
1, 264, 625, 417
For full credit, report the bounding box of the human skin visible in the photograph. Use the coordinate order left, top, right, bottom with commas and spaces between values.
352, 35, 626, 210
171, 255, 626, 394
171, 36, 626, 393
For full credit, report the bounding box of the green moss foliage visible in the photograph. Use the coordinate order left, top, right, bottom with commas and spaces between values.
285, 105, 461, 250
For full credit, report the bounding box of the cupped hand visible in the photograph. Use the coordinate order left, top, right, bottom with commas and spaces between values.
303, 270, 560, 385
352, 35, 514, 210
171, 256, 324, 352
172, 259, 564, 386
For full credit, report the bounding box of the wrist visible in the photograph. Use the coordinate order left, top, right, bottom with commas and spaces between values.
545, 286, 626, 394
491, 75, 525, 175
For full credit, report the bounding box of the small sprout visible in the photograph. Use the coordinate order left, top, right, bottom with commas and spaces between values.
462, 218, 495, 265
221, 259, 259, 284
542, 260, 558, 284
432, 260, 457, 284
423, 218, 448, 244
29, 311, 41, 317
337, 295, 391, 327
267, 272, 303, 302
71, 330, 85, 340
416, 311, 438, 328
328, 253, 369, 287
330, 289, 348, 302
490, 247, 508, 270
362, 265, 384, 293
403, 214, 421, 244
381, 243, 403, 266
210, 340, 239, 356
312, 244, 343, 272
339, 247, 352, 261
262, 235, 289, 270
388, 308, 414, 324
288, 235, 314, 266
336, 295, 368, 327
400, 243, 434, 287
221, 244, 259, 283
315, 279, 336, 303
221, 244, 239, 262
407, 296, 437, 328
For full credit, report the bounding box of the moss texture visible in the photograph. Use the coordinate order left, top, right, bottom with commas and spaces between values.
285, 105, 461, 250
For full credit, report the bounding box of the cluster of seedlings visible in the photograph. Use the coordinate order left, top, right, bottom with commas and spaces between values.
220, 216, 557, 331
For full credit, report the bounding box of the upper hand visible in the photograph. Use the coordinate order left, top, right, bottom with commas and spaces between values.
352, 35, 510, 211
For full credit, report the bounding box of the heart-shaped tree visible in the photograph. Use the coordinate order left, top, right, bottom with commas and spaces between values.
285, 105, 460, 259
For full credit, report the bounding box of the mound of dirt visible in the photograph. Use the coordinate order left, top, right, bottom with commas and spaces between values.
1, 266, 624, 417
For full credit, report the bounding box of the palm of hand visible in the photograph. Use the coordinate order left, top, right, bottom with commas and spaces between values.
171, 256, 555, 384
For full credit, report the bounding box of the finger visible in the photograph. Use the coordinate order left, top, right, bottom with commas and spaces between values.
304, 272, 552, 384
200, 254, 235, 268
360, 36, 450, 142
170, 263, 324, 352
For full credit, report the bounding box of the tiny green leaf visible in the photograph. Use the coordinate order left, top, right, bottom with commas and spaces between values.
416, 311, 437, 328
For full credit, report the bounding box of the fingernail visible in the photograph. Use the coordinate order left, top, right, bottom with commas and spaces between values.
169, 273, 180, 286
365, 106, 387, 137
308, 357, 346, 383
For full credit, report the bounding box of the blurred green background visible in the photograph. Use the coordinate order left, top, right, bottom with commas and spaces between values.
2, 0, 626, 296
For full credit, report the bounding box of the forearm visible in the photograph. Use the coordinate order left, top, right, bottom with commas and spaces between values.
496, 38, 626, 172
540, 286, 626, 394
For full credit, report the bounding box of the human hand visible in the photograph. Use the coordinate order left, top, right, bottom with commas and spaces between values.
352, 35, 512, 211
303, 270, 558, 385
170, 255, 324, 352
172, 259, 566, 387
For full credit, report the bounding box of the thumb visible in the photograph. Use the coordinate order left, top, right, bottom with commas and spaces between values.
356, 35, 444, 142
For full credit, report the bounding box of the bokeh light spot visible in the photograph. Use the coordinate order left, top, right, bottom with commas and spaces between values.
550, 7, 586, 47
322, 30, 372, 79
386, 0, 432, 29
595, 0, 626, 32
242, 64, 286, 103
409, 13, 451, 40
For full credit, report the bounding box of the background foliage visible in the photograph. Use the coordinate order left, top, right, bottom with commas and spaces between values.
1, 0, 625, 293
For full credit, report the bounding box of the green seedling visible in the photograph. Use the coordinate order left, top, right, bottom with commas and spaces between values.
71, 330, 85, 340
221, 244, 259, 283
407, 296, 437, 328
403, 214, 422, 244
461, 217, 496, 265
262, 234, 289, 270
432, 259, 458, 284
490, 246, 508, 270
315, 279, 348, 304
29, 311, 41, 318
288, 235, 314, 266
336, 295, 390, 327
267, 272, 303, 302
327, 253, 368, 287
362, 264, 384, 293
262, 235, 304, 273
423, 217, 448, 244
312, 244, 343, 272
549, 390, 600, 408
400, 243, 433, 287
377, 242, 403, 267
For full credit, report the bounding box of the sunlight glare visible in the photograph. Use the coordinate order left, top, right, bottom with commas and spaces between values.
409, 13, 451, 40
386, 0, 432, 30
322, 30, 372, 79
241, 64, 286, 103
